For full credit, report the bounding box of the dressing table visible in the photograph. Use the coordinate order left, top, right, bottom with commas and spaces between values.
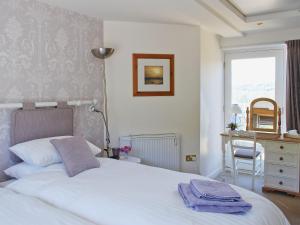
221, 98, 300, 196
221, 133, 300, 195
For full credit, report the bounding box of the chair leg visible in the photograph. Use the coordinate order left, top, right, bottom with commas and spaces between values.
252, 171, 255, 191
232, 159, 237, 185
260, 154, 263, 176
252, 160, 256, 191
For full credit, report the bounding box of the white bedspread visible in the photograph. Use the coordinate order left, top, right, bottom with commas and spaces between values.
0, 188, 96, 225
8, 158, 290, 225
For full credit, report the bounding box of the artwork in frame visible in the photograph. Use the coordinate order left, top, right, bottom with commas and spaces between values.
132, 53, 174, 96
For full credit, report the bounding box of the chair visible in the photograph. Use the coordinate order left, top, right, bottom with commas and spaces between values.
228, 130, 263, 190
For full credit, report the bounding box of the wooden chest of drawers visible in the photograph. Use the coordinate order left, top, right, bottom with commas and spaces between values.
264, 142, 300, 194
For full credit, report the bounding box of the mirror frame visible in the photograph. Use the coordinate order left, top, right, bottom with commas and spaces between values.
248, 98, 278, 133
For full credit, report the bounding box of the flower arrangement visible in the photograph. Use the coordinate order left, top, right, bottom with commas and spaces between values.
227, 122, 238, 131
120, 146, 132, 154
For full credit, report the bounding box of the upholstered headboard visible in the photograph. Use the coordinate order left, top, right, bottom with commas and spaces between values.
9, 106, 74, 163
11, 107, 74, 147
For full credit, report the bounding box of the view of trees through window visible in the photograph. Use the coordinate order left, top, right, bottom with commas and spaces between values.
231, 57, 276, 129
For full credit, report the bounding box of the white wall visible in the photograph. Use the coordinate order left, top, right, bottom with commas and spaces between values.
221, 27, 300, 48
199, 29, 224, 177
104, 21, 200, 173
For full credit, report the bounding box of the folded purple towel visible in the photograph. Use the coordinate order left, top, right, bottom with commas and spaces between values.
190, 179, 241, 202
178, 183, 252, 215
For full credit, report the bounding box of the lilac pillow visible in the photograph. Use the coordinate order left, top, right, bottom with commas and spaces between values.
50, 137, 100, 177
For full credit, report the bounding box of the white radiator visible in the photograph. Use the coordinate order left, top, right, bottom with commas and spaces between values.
119, 134, 181, 171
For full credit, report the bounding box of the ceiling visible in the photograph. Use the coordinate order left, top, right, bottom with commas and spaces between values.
36, 0, 242, 37
212, 0, 300, 34
36, 0, 300, 38
229, 0, 300, 16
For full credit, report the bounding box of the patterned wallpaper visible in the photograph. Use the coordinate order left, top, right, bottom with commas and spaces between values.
0, 0, 104, 180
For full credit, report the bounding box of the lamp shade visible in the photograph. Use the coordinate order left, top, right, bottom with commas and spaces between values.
231, 104, 242, 114
91, 48, 114, 59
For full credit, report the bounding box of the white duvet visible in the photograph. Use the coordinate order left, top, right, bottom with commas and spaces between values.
0, 188, 96, 225
8, 158, 290, 225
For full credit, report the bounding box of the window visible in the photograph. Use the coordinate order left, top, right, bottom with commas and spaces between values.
225, 48, 286, 131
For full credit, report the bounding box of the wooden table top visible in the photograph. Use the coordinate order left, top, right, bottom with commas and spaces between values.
220, 132, 300, 144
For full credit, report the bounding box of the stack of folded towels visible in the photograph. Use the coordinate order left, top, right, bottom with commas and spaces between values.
178, 179, 252, 215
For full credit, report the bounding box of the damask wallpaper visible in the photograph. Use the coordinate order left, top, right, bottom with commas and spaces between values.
0, 0, 104, 180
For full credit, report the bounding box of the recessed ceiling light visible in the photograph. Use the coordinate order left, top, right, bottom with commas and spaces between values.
257, 22, 263, 26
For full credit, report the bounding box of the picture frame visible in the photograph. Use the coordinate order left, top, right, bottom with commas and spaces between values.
132, 53, 174, 96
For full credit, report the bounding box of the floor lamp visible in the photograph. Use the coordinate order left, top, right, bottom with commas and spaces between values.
90, 48, 114, 155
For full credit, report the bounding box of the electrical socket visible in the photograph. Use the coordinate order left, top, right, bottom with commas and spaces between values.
186, 155, 197, 162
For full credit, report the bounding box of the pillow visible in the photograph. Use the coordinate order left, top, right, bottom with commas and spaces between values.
4, 163, 41, 179
4, 162, 65, 179
50, 137, 100, 177
9, 136, 101, 167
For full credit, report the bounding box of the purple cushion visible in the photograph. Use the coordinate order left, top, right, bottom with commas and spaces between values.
50, 137, 100, 177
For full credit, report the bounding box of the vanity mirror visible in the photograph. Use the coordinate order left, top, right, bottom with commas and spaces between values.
246, 98, 281, 134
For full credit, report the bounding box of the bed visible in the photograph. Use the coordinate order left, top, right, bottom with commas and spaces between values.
0, 188, 97, 225
4, 107, 291, 225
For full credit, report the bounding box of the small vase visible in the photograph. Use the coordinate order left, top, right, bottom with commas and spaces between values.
124, 152, 129, 159
121, 152, 128, 159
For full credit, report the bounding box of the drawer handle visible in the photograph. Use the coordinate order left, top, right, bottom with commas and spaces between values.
280, 146, 284, 150
279, 157, 284, 161
279, 181, 283, 185
279, 169, 284, 173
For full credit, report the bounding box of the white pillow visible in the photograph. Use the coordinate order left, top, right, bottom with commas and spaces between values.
9, 136, 101, 167
4, 162, 65, 179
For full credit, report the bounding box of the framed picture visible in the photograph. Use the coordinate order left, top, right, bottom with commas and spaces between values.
132, 53, 174, 96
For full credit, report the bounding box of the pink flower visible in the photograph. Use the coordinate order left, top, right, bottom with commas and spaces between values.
120, 146, 132, 154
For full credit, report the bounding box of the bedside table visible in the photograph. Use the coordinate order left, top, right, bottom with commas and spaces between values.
119, 156, 141, 164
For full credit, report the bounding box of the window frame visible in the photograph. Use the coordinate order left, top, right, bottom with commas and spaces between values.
224, 46, 286, 131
